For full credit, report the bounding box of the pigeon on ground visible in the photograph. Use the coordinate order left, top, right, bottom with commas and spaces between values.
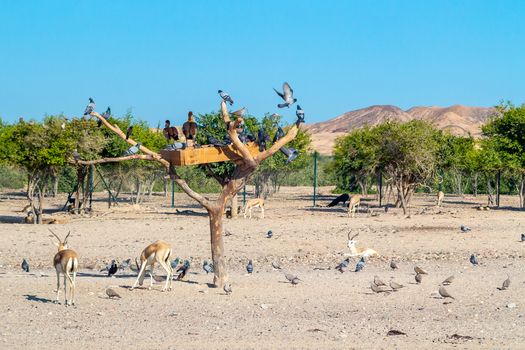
267, 230, 273, 238
126, 126, 133, 140
390, 260, 398, 270
203, 260, 214, 274
441, 275, 455, 286
470, 254, 479, 265
83, 98, 95, 116
107, 260, 118, 277
176, 260, 190, 280
389, 281, 404, 291
370, 282, 390, 294
273, 82, 297, 108
230, 107, 246, 117
355, 257, 365, 272
223, 283, 232, 295
414, 266, 428, 275
296, 105, 305, 124
257, 127, 269, 152
246, 260, 254, 274
521, 233, 525, 242
415, 273, 423, 284
374, 276, 387, 287
123, 142, 141, 156
460, 225, 471, 233
171, 257, 180, 270
438, 286, 455, 300
336, 258, 350, 273
218, 90, 234, 105
119, 258, 131, 270
499, 275, 511, 290
271, 261, 281, 270
21, 259, 29, 272
284, 273, 299, 283
291, 277, 300, 286
97, 106, 111, 127
106, 287, 121, 299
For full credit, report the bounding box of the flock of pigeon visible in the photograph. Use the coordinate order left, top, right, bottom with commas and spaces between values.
78, 82, 305, 164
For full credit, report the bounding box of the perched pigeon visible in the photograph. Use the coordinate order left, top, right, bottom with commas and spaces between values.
218, 90, 234, 105
355, 257, 365, 272
223, 283, 232, 295
257, 128, 269, 152
171, 257, 181, 270
272, 127, 285, 143
230, 107, 246, 117
123, 142, 141, 156
414, 266, 428, 275
83, 98, 95, 116
72, 149, 81, 162
107, 260, 118, 277
470, 254, 479, 265
21, 259, 29, 272
273, 82, 297, 108
207, 135, 228, 147
370, 282, 390, 294
267, 230, 273, 238
441, 275, 455, 286
203, 260, 214, 274
296, 105, 305, 124
246, 260, 254, 274
238, 129, 255, 144
500, 275, 511, 290
521, 233, 525, 242
271, 261, 281, 270
119, 258, 131, 270
335, 258, 350, 273
438, 286, 455, 300
176, 260, 190, 280
460, 225, 471, 233
98, 106, 111, 127
106, 287, 121, 299
390, 260, 398, 270
415, 273, 423, 284
374, 275, 387, 287
126, 126, 133, 140
389, 281, 404, 291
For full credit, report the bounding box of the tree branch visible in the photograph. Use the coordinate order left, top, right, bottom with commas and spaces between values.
220, 101, 257, 168
256, 124, 299, 162
204, 164, 227, 186
169, 164, 211, 210
68, 154, 162, 166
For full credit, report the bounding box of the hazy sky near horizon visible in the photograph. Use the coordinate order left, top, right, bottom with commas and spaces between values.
1, 0, 524, 125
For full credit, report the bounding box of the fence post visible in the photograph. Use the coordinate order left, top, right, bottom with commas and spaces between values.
171, 179, 175, 208
378, 171, 383, 207
496, 170, 501, 207
313, 152, 318, 207
243, 185, 246, 206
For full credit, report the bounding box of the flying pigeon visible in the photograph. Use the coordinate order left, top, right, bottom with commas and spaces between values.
123, 142, 141, 156
415, 273, 423, 284
98, 106, 111, 127
257, 128, 269, 152
107, 260, 118, 277
296, 105, 305, 124
223, 283, 232, 295
470, 254, 479, 265
355, 257, 365, 272
374, 275, 387, 287
207, 135, 228, 147
182, 112, 198, 142
460, 225, 471, 233
273, 82, 297, 108
171, 257, 181, 270
438, 286, 455, 300
218, 90, 234, 105
335, 258, 350, 273
21, 259, 29, 272
106, 287, 121, 299
246, 260, 253, 274
390, 260, 398, 270
230, 107, 246, 117
203, 260, 214, 274
176, 260, 190, 280
441, 275, 455, 286
83, 98, 95, 116
126, 126, 133, 140
267, 230, 273, 238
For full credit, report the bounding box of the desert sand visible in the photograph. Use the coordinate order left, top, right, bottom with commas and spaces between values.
0, 187, 524, 349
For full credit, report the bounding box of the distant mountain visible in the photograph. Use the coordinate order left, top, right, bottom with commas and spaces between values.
304, 104, 495, 155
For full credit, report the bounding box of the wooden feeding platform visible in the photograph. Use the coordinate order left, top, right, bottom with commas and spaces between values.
160, 142, 260, 166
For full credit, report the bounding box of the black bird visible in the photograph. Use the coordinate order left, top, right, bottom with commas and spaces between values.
108, 260, 118, 277
126, 126, 133, 140
296, 105, 305, 124
238, 128, 256, 143
83, 98, 95, 116
182, 112, 198, 143
21, 259, 29, 272
176, 260, 190, 280
355, 257, 365, 272
521, 233, 525, 242
470, 254, 479, 265
203, 260, 214, 274
336, 258, 350, 273
98, 106, 111, 127
272, 127, 285, 143
257, 127, 269, 152
218, 90, 234, 105
327, 194, 350, 207
273, 82, 297, 108
460, 225, 471, 233
267, 230, 273, 238
246, 260, 254, 274
123, 142, 141, 156
207, 135, 228, 147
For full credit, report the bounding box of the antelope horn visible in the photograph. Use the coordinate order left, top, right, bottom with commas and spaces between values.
64, 231, 71, 243
48, 228, 62, 242
349, 231, 359, 241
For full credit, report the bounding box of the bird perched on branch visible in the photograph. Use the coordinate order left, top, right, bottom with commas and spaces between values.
83, 98, 95, 116
21, 259, 29, 272
98, 106, 111, 127
123, 142, 141, 156
126, 126, 133, 140
207, 135, 228, 147
163, 120, 179, 142
176, 260, 190, 280
218, 90, 234, 105
273, 82, 297, 108
257, 127, 269, 152
296, 105, 305, 124
182, 112, 198, 147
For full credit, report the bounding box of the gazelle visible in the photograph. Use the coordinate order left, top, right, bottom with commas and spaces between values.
436, 191, 444, 207
49, 229, 79, 306
345, 231, 380, 258
131, 240, 174, 291
347, 195, 362, 217
244, 198, 265, 219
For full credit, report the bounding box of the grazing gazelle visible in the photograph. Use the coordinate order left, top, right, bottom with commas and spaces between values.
347, 194, 362, 217
243, 198, 265, 219
131, 240, 173, 291
345, 231, 380, 258
49, 229, 78, 306
436, 191, 445, 207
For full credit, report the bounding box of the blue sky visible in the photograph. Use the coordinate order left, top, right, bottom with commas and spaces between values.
1, 0, 524, 125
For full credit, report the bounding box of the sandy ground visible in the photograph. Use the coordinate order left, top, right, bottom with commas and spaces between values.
0, 187, 524, 349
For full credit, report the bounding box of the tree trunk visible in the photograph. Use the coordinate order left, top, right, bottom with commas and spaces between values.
396, 178, 408, 215
519, 174, 525, 209
36, 186, 43, 225
52, 174, 59, 197
209, 206, 227, 287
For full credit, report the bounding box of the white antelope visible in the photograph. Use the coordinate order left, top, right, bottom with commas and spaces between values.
436, 191, 444, 207
244, 198, 265, 219
49, 229, 79, 306
347, 194, 362, 217
131, 240, 174, 291
346, 231, 380, 258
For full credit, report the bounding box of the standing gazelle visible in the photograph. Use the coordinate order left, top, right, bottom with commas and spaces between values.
131, 240, 174, 291
49, 229, 78, 306
347, 195, 362, 217
244, 198, 265, 219
436, 191, 445, 207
